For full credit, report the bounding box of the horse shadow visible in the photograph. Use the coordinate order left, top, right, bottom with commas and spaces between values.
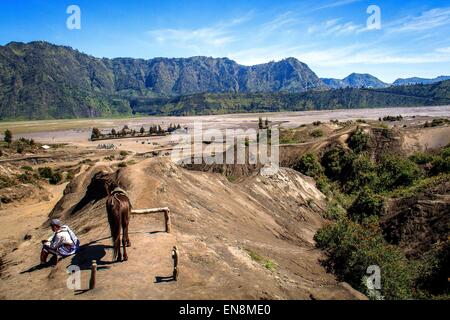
70, 244, 114, 270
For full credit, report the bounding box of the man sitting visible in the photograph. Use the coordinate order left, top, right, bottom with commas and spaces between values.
40, 219, 80, 265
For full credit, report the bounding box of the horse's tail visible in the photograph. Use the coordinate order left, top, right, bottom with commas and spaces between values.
108, 195, 122, 261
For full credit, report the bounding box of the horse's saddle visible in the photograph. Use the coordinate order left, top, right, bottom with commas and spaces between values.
112, 187, 128, 197
111, 187, 132, 207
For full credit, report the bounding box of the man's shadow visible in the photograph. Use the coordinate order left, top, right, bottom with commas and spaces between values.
20, 242, 113, 274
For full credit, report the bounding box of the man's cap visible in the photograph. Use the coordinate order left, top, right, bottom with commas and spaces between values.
50, 219, 62, 227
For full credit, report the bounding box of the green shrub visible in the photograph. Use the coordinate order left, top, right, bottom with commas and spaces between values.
4, 129, 12, 144
118, 162, 127, 168
119, 151, 128, 157
38, 167, 62, 184
245, 249, 276, 271
441, 146, 450, 158
409, 152, 434, 165
343, 154, 378, 192
314, 218, 415, 299
21, 166, 33, 171
323, 201, 347, 221
321, 146, 349, 181
429, 147, 450, 175
17, 173, 35, 184
66, 171, 75, 181
49, 172, 62, 185
0, 175, 15, 189
415, 240, 450, 298
38, 167, 54, 179
347, 128, 371, 153
430, 156, 450, 175
348, 188, 385, 222
293, 153, 324, 180
310, 129, 324, 138
377, 155, 421, 191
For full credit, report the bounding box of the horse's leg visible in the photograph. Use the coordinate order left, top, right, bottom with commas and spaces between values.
122, 226, 128, 261
115, 234, 122, 262
125, 213, 131, 247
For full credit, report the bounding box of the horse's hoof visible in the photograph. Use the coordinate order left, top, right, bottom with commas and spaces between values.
123, 256, 128, 261
126, 243, 131, 247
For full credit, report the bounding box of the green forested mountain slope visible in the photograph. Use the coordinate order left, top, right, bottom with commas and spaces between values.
0, 41, 324, 119
0, 41, 449, 119
132, 80, 450, 116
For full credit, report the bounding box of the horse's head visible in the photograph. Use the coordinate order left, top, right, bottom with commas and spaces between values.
92, 171, 117, 197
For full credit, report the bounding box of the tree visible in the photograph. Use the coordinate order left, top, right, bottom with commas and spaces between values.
348, 188, 385, 222
321, 146, 348, 180
4, 129, 12, 144
111, 128, 116, 136
348, 128, 371, 153
91, 128, 101, 140
377, 155, 421, 191
293, 153, 324, 180
140, 126, 145, 135
258, 117, 263, 129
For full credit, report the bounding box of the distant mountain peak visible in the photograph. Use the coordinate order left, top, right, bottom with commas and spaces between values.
321, 73, 388, 89
393, 76, 450, 86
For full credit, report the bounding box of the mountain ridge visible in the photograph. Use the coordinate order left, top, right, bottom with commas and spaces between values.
321, 73, 388, 89
0, 41, 326, 119
1, 41, 450, 119
393, 76, 450, 86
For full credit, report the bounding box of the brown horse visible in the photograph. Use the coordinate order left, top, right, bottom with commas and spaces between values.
106, 184, 131, 262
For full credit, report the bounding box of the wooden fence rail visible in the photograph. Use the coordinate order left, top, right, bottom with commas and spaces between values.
131, 207, 172, 233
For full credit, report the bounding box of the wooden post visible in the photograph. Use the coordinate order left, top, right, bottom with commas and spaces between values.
89, 260, 97, 290
172, 246, 179, 281
165, 209, 172, 233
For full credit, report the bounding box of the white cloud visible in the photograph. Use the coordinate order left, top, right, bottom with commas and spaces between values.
148, 27, 235, 47
436, 47, 450, 54
229, 43, 450, 68
387, 7, 450, 33
260, 11, 300, 32
146, 12, 253, 49
307, 19, 366, 36
311, 0, 362, 12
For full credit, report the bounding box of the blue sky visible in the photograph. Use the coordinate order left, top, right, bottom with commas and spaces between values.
1, 0, 450, 82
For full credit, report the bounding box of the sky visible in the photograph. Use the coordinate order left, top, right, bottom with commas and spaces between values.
1, 0, 450, 83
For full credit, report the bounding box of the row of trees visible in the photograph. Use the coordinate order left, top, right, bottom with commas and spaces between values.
258, 117, 271, 130
4, 129, 12, 144
91, 124, 183, 140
